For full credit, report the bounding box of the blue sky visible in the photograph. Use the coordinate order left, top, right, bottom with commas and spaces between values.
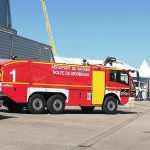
10, 0, 150, 68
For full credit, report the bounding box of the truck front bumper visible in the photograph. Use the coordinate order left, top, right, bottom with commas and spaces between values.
119, 97, 135, 110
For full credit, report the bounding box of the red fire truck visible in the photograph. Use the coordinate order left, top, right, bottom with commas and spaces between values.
0, 59, 137, 114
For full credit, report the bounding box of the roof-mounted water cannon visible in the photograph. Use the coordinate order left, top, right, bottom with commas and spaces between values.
104, 57, 124, 67
104, 57, 117, 66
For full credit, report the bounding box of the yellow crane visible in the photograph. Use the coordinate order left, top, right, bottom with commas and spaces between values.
41, 0, 57, 56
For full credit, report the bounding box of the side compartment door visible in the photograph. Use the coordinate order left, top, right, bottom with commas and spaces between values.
92, 71, 105, 105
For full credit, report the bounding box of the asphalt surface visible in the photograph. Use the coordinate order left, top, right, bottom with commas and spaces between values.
0, 101, 150, 150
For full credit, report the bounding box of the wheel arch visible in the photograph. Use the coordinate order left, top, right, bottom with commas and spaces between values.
104, 93, 120, 104
28, 92, 67, 102
27, 88, 69, 102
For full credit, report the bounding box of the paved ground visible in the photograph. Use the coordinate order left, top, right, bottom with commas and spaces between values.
0, 101, 150, 150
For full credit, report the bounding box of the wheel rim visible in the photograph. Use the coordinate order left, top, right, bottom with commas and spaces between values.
107, 101, 116, 111
53, 99, 62, 111
33, 98, 43, 110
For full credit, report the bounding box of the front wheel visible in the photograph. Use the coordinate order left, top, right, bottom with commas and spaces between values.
47, 95, 65, 114
102, 96, 117, 114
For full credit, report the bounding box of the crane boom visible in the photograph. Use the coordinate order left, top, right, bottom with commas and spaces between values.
41, 0, 57, 55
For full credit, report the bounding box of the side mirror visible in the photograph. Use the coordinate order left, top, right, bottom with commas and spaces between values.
128, 70, 140, 82
136, 71, 139, 82
104, 56, 116, 66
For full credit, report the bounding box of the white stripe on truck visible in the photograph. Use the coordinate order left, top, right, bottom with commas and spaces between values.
27, 87, 69, 103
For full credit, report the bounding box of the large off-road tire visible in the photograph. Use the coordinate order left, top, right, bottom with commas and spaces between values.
27, 94, 46, 114
102, 96, 117, 114
47, 95, 65, 114
81, 106, 95, 113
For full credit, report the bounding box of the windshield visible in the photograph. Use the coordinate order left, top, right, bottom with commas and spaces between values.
110, 70, 129, 85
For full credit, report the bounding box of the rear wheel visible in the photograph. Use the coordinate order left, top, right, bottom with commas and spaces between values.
47, 95, 65, 114
81, 106, 95, 113
27, 94, 46, 114
102, 96, 117, 114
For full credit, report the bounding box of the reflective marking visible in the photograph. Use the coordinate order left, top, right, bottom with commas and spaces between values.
4, 61, 28, 67
106, 87, 129, 90
3, 82, 29, 85
33, 83, 91, 88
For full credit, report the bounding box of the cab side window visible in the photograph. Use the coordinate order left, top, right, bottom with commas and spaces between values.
110, 70, 129, 85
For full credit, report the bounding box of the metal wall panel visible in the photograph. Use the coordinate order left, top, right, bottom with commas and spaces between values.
0, 30, 12, 58
0, 26, 54, 62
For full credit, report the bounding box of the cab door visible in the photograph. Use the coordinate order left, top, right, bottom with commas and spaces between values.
92, 71, 105, 105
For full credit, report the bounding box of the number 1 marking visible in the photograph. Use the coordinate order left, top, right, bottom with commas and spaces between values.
10, 69, 16, 82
